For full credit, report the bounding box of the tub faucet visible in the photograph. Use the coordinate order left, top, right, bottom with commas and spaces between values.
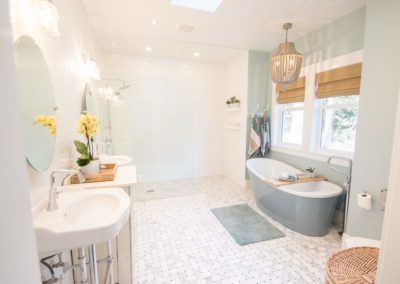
47, 169, 85, 212
327, 156, 353, 184
327, 156, 353, 234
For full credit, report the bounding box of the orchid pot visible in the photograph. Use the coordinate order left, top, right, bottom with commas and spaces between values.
74, 113, 101, 179
79, 158, 100, 179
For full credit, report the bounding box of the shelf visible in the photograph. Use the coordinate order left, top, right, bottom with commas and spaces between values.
225, 107, 240, 113
224, 124, 240, 130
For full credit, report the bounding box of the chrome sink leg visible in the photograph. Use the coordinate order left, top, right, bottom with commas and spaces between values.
90, 244, 99, 284
78, 248, 88, 284
105, 240, 114, 284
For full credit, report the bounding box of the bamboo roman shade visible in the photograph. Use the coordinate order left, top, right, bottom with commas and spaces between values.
276, 76, 306, 104
315, 63, 362, 98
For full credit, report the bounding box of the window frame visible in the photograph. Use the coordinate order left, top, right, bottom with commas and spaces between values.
276, 102, 305, 148
271, 50, 364, 163
315, 96, 359, 155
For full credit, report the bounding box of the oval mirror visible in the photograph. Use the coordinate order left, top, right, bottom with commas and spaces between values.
14, 36, 56, 171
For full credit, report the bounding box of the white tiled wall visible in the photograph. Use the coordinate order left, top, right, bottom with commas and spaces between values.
10, 0, 104, 206
104, 55, 227, 182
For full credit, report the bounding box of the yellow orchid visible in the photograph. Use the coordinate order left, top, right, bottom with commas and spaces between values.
75, 113, 100, 162
77, 114, 100, 138
33, 114, 56, 136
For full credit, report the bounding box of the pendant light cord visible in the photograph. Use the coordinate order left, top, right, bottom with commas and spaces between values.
282, 22, 292, 43
285, 28, 288, 43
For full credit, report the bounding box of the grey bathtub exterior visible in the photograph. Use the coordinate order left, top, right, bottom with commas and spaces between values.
247, 165, 341, 237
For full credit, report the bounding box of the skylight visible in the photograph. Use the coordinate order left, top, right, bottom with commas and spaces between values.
171, 0, 223, 13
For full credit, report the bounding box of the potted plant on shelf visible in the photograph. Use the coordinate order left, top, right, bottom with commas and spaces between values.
74, 113, 100, 179
230, 96, 240, 107
225, 96, 240, 108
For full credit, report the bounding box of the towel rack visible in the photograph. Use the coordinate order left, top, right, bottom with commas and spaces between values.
224, 123, 240, 130
248, 104, 269, 118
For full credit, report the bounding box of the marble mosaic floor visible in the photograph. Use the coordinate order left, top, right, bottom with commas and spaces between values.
132, 176, 342, 284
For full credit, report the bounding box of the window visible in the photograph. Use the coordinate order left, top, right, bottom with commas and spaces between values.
271, 51, 363, 160
171, 0, 223, 12
281, 102, 304, 145
318, 96, 359, 153
275, 76, 306, 146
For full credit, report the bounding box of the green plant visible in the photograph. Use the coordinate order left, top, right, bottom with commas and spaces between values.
229, 96, 240, 104
306, 167, 315, 173
74, 140, 91, 167
226, 100, 231, 105
74, 114, 100, 167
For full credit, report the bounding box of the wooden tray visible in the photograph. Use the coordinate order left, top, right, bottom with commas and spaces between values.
71, 163, 118, 184
265, 175, 327, 187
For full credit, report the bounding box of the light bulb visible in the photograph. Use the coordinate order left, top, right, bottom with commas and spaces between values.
36, 1, 60, 37
83, 58, 100, 80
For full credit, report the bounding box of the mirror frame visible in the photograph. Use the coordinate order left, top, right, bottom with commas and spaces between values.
14, 35, 57, 172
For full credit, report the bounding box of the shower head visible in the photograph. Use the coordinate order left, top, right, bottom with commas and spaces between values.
102, 78, 131, 91
114, 82, 131, 96
100, 78, 131, 100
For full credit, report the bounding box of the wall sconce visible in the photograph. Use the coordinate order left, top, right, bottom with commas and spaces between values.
98, 86, 115, 97
82, 56, 101, 80
36, 0, 60, 37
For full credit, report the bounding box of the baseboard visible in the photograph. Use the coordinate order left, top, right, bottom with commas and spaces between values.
341, 233, 351, 249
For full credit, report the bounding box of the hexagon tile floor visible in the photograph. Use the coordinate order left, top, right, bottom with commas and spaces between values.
132, 176, 341, 284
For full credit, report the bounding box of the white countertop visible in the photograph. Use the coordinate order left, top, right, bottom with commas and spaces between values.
66, 165, 137, 189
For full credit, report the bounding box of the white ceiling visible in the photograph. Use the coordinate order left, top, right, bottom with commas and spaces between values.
82, 0, 366, 63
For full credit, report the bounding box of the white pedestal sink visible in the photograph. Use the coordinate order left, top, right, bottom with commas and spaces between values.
33, 187, 130, 256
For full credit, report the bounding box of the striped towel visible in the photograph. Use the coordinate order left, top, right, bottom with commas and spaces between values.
249, 116, 262, 157
249, 116, 271, 158
261, 116, 271, 156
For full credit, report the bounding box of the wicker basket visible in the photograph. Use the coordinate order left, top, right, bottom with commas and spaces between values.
324, 247, 379, 284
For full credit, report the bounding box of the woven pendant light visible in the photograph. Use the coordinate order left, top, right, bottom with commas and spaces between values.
270, 23, 303, 86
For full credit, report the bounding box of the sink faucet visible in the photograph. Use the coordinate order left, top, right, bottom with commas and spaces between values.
48, 170, 85, 212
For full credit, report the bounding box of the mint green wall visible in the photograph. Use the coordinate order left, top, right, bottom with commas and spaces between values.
295, 8, 366, 66
247, 51, 271, 116
268, 7, 366, 186
245, 51, 270, 177
346, 0, 400, 240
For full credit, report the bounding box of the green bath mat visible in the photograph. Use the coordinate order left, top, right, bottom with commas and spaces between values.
211, 204, 285, 245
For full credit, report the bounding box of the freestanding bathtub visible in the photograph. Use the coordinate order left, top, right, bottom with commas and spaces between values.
246, 158, 343, 237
